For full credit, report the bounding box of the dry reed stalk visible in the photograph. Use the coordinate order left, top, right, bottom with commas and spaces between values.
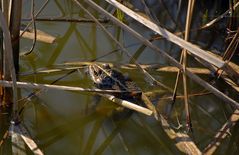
99, 93, 153, 116
0, 6, 18, 120
1, 0, 12, 106
75, 1, 172, 93
203, 109, 239, 154
160, 115, 201, 154
170, 0, 195, 130
75, 62, 211, 74
23, 0, 37, 56
0, 3, 23, 154
0, 80, 142, 94
19, 64, 211, 76
222, 28, 239, 61
1, 0, 11, 25
151, 2, 239, 43
104, 0, 224, 68
182, 0, 195, 131
203, 49, 239, 154
75, 0, 203, 153
201, 2, 239, 29
159, 91, 211, 100
0, 0, 12, 102
73, 0, 163, 120
9, 0, 22, 72
76, 1, 239, 153
171, 53, 183, 104
2, 78, 152, 118
0, 23, 3, 102
214, 29, 239, 81
82, 0, 239, 109
105, 0, 239, 84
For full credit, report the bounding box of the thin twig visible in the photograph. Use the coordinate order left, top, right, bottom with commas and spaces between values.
169, 0, 195, 131
104, 0, 225, 69
201, 2, 239, 29
0, 80, 142, 94
24, 0, 37, 55
160, 115, 201, 154
171, 47, 183, 109
151, 2, 239, 42
182, 0, 195, 132
20, 0, 49, 37
216, 29, 239, 79
81, 0, 239, 111
73, 0, 163, 119
74, 1, 172, 93
159, 91, 211, 100
222, 28, 239, 61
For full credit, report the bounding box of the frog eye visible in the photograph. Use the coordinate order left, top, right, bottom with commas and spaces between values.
102, 64, 110, 69
95, 78, 101, 83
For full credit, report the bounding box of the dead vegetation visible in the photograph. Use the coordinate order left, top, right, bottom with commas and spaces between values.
0, 0, 239, 154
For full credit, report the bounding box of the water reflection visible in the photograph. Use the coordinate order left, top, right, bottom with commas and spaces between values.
1, 0, 238, 154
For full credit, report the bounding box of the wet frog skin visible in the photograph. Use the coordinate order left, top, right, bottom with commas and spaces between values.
88, 64, 141, 101
88, 63, 142, 120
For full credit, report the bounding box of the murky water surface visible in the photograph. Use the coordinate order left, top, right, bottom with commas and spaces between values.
1, 0, 239, 154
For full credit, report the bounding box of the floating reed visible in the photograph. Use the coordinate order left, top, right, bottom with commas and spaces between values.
77, 1, 239, 154
104, 0, 239, 85
99, 93, 153, 116
0, 80, 142, 94
0, 80, 151, 116
19, 65, 211, 76
20, 29, 56, 44
82, 0, 239, 110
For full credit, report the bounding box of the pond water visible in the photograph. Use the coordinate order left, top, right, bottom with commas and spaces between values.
1, 0, 239, 154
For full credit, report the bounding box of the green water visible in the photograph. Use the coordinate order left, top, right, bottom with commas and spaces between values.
1, 0, 239, 154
